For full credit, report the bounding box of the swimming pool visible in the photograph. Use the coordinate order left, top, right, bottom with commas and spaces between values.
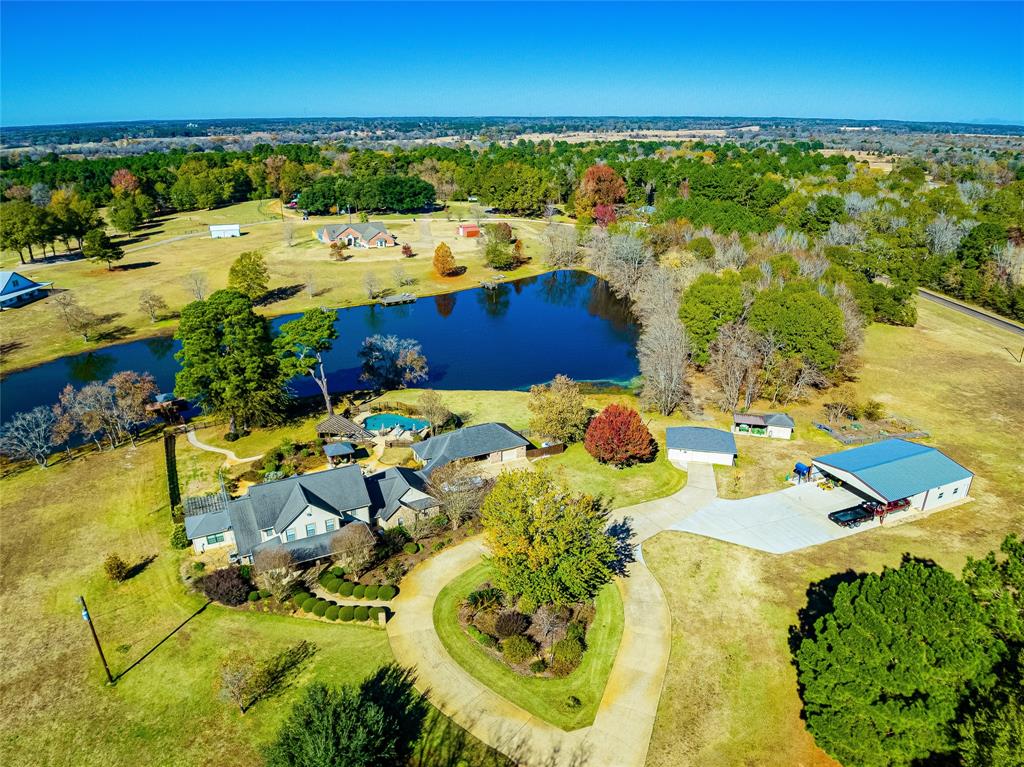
364, 413, 430, 432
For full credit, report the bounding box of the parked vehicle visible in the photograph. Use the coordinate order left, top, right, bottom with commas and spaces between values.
864, 498, 911, 515
828, 506, 874, 528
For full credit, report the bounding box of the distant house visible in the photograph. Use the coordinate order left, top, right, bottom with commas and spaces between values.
209, 224, 241, 238
316, 222, 396, 248
457, 223, 480, 238
732, 412, 795, 440
412, 422, 530, 475
0, 271, 52, 309
666, 426, 737, 466
183, 463, 440, 564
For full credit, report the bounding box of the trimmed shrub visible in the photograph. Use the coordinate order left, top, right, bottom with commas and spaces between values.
473, 610, 499, 637
301, 597, 318, 613
364, 584, 379, 600
248, 591, 261, 602
170, 524, 189, 550
201, 567, 251, 606
494, 611, 531, 639
566, 621, 587, 644
292, 592, 311, 607
530, 659, 547, 674
312, 600, 329, 617
339, 581, 354, 597
467, 625, 497, 648
551, 637, 584, 676
339, 605, 355, 622
502, 635, 535, 665
323, 577, 340, 594
104, 554, 130, 582
565, 695, 582, 711
354, 605, 370, 622
353, 584, 366, 599
379, 585, 397, 600
325, 605, 340, 621
330, 566, 345, 578
403, 542, 419, 555
239, 565, 252, 581
318, 571, 333, 586
258, 589, 271, 599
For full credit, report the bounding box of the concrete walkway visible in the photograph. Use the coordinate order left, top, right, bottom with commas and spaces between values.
386, 462, 718, 767
186, 430, 263, 466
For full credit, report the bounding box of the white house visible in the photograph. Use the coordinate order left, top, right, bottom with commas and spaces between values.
209, 224, 241, 238
666, 426, 737, 466
733, 412, 795, 440
812, 438, 973, 512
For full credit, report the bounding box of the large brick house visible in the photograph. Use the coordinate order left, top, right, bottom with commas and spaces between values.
316, 222, 396, 248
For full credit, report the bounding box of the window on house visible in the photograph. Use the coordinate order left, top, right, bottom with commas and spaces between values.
261, 528, 274, 538
305, 523, 316, 537
953, 487, 959, 495
325, 519, 336, 532
285, 529, 296, 542
938, 492, 944, 499
206, 533, 225, 545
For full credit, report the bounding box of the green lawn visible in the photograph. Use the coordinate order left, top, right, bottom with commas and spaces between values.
0, 437, 510, 767
432, 562, 624, 731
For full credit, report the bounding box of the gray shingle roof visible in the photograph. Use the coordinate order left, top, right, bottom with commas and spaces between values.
316, 415, 373, 440
318, 222, 391, 243
251, 522, 376, 566
183, 508, 232, 538
733, 412, 795, 429
666, 426, 737, 454
411, 423, 529, 474
365, 466, 436, 521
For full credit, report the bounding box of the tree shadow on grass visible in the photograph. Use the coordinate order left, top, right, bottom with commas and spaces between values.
124, 553, 158, 580
259, 284, 304, 305
115, 260, 159, 271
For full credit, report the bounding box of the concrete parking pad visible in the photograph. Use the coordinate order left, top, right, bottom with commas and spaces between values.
670, 482, 880, 554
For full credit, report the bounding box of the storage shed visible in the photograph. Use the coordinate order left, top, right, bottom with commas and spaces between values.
457, 223, 480, 238
210, 224, 241, 238
733, 412, 795, 440
812, 439, 972, 512
666, 426, 737, 466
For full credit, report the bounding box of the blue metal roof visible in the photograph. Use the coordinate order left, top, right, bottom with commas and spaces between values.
323, 441, 355, 457
813, 439, 972, 501
666, 426, 737, 454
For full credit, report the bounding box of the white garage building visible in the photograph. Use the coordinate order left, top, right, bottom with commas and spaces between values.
812, 438, 973, 512
666, 426, 737, 466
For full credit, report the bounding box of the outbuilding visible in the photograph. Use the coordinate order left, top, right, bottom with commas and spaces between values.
209, 224, 241, 238
733, 412, 795, 440
457, 223, 480, 238
812, 438, 972, 512
0, 271, 53, 309
666, 426, 737, 466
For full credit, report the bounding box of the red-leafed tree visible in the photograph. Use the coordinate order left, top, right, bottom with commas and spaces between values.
575, 165, 626, 221
593, 204, 617, 228
110, 169, 140, 194
584, 404, 655, 466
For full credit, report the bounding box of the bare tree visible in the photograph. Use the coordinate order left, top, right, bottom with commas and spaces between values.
138, 290, 169, 322
631, 265, 679, 322
302, 270, 316, 299
185, 271, 208, 301
428, 459, 491, 531
283, 221, 295, 247
253, 547, 299, 599
417, 390, 451, 432
707, 322, 761, 412
604, 234, 652, 298
330, 523, 377, 576
638, 314, 691, 415
531, 605, 568, 659
52, 292, 102, 341
0, 406, 56, 467
220, 654, 258, 714
363, 272, 380, 300
392, 265, 411, 289
109, 371, 158, 447
796, 255, 830, 280
543, 225, 580, 267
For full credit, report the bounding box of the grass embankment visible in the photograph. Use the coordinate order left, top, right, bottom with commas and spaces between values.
0, 200, 559, 373
0, 438, 509, 767
643, 297, 1024, 767
433, 563, 624, 731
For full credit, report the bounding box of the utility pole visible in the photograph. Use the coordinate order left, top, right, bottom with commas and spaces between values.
78, 595, 114, 685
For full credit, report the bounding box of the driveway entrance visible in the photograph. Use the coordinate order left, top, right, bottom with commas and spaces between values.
670, 482, 878, 554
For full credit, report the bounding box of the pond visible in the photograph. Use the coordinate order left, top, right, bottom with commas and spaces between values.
0, 271, 640, 426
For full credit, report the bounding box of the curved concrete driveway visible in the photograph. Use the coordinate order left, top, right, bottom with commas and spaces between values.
386, 463, 717, 767
186, 430, 263, 465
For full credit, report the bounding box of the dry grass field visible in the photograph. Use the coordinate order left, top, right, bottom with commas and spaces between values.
0, 200, 559, 373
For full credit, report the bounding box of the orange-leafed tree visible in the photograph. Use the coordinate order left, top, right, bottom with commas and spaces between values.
433, 241, 457, 276
575, 165, 626, 220
110, 169, 140, 194
584, 404, 655, 466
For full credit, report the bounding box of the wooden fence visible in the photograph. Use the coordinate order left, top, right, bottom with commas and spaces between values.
526, 443, 566, 459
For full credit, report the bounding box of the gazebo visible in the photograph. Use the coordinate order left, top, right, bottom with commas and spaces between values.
316, 414, 373, 442
323, 441, 356, 466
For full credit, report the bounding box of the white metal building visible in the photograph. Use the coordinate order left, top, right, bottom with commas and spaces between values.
209, 224, 241, 238
666, 426, 737, 466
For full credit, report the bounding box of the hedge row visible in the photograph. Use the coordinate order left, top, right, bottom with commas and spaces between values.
317, 579, 398, 601
291, 593, 389, 623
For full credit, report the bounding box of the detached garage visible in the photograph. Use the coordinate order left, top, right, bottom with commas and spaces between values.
666, 426, 737, 466
812, 438, 973, 512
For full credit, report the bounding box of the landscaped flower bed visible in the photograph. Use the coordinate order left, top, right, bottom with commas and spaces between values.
433, 562, 624, 730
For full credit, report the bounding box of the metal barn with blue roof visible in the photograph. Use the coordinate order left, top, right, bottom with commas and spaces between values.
812, 438, 973, 512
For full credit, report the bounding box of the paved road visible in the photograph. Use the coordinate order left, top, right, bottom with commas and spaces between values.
386, 463, 718, 767
917, 288, 1024, 336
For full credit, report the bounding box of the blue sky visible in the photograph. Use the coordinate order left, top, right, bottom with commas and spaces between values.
1, 1, 1022, 127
